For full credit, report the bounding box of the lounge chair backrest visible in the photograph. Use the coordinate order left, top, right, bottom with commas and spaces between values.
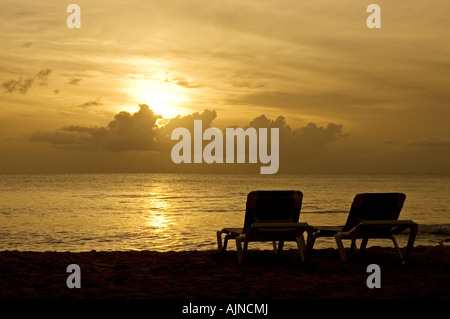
342, 193, 406, 232
242, 190, 303, 233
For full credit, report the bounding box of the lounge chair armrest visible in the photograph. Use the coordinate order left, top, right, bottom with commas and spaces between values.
358, 220, 417, 227
336, 230, 353, 237
251, 222, 310, 229
339, 220, 418, 239
344, 220, 417, 232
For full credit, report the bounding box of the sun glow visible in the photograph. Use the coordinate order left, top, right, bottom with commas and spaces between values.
126, 80, 188, 119
145, 195, 173, 234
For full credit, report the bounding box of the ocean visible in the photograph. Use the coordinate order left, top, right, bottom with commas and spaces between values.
0, 173, 449, 252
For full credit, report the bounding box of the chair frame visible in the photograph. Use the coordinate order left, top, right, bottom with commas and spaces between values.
334, 220, 418, 263
311, 193, 418, 263
217, 190, 313, 264
218, 222, 313, 264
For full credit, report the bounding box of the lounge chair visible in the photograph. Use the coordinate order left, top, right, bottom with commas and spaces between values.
311, 193, 418, 263
216, 190, 313, 264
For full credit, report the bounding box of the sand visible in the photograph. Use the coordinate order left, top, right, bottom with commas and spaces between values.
0, 246, 448, 300
1, 246, 448, 316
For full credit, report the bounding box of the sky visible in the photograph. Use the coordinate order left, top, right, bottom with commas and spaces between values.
0, 0, 449, 174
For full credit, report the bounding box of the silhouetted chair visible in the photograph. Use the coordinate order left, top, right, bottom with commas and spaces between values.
217, 190, 313, 264
311, 193, 418, 263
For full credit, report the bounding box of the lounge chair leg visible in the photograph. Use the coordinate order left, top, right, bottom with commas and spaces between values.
304, 231, 315, 262
309, 235, 317, 250
223, 235, 229, 252
335, 233, 348, 261
272, 241, 278, 252
350, 238, 357, 252
347, 238, 358, 259
360, 237, 368, 251
297, 235, 306, 253
296, 237, 305, 262
216, 231, 223, 252
277, 241, 284, 254
404, 224, 418, 263
236, 236, 244, 264
392, 235, 403, 260
243, 238, 249, 253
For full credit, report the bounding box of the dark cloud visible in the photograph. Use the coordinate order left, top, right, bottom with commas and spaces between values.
104, 104, 162, 151
408, 138, 450, 149
292, 122, 343, 147
406, 138, 450, 158
175, 79, 200, 89
159, 109, 217, 135
230, 80, 264, 89
29, 126, 108, 148
67, 78, 82, 85
2, 69, 52, 93
30, 104, 161, 151
2, 77, 34, 94
249, 114, 342, 148
36, 68, 52, 86
78, 97, 103, 108
29, 105, 219, 153
28, 104, 342, 170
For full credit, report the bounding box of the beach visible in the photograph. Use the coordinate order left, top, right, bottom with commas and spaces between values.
0, 246, 448, 300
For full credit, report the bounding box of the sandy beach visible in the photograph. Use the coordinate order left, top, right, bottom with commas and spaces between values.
0, 246, 448, 300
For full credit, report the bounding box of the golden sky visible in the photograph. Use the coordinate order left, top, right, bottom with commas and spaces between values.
0, 0, 449, 173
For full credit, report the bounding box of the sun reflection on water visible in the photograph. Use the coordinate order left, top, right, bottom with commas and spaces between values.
144, 194, 173, 234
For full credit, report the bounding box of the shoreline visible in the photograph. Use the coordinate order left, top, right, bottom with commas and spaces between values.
0, 245, 449, 300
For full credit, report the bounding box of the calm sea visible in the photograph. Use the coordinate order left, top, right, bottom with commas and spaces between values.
0, 173, 449, 252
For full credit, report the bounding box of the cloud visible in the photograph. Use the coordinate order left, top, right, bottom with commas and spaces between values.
77, 97, 103, 108
230, 80, 264, 89
36, 68, 52, 86
28, 105, 219, 152
2, 68, 52, 94
248, 114, 342, 148
292, 122, 343, 147
2, 77, 34, 94
29, 105, 217, 152
25, 103, 348, 174
176, 80, 200, 88
159, 109, 217, 135
406, 138, 450, 158
172, 77, 200, 89
29, 104, 342, 162
30, 104, 162, 151
408, 138, 450, 149
104, 104, 163, 150
67, 78, 82, 85
29, 126, 108, 148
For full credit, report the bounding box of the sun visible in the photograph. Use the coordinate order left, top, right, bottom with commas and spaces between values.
126, 80, 187, 119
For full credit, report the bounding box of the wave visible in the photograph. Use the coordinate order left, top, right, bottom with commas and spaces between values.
418, 224, 450, 236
